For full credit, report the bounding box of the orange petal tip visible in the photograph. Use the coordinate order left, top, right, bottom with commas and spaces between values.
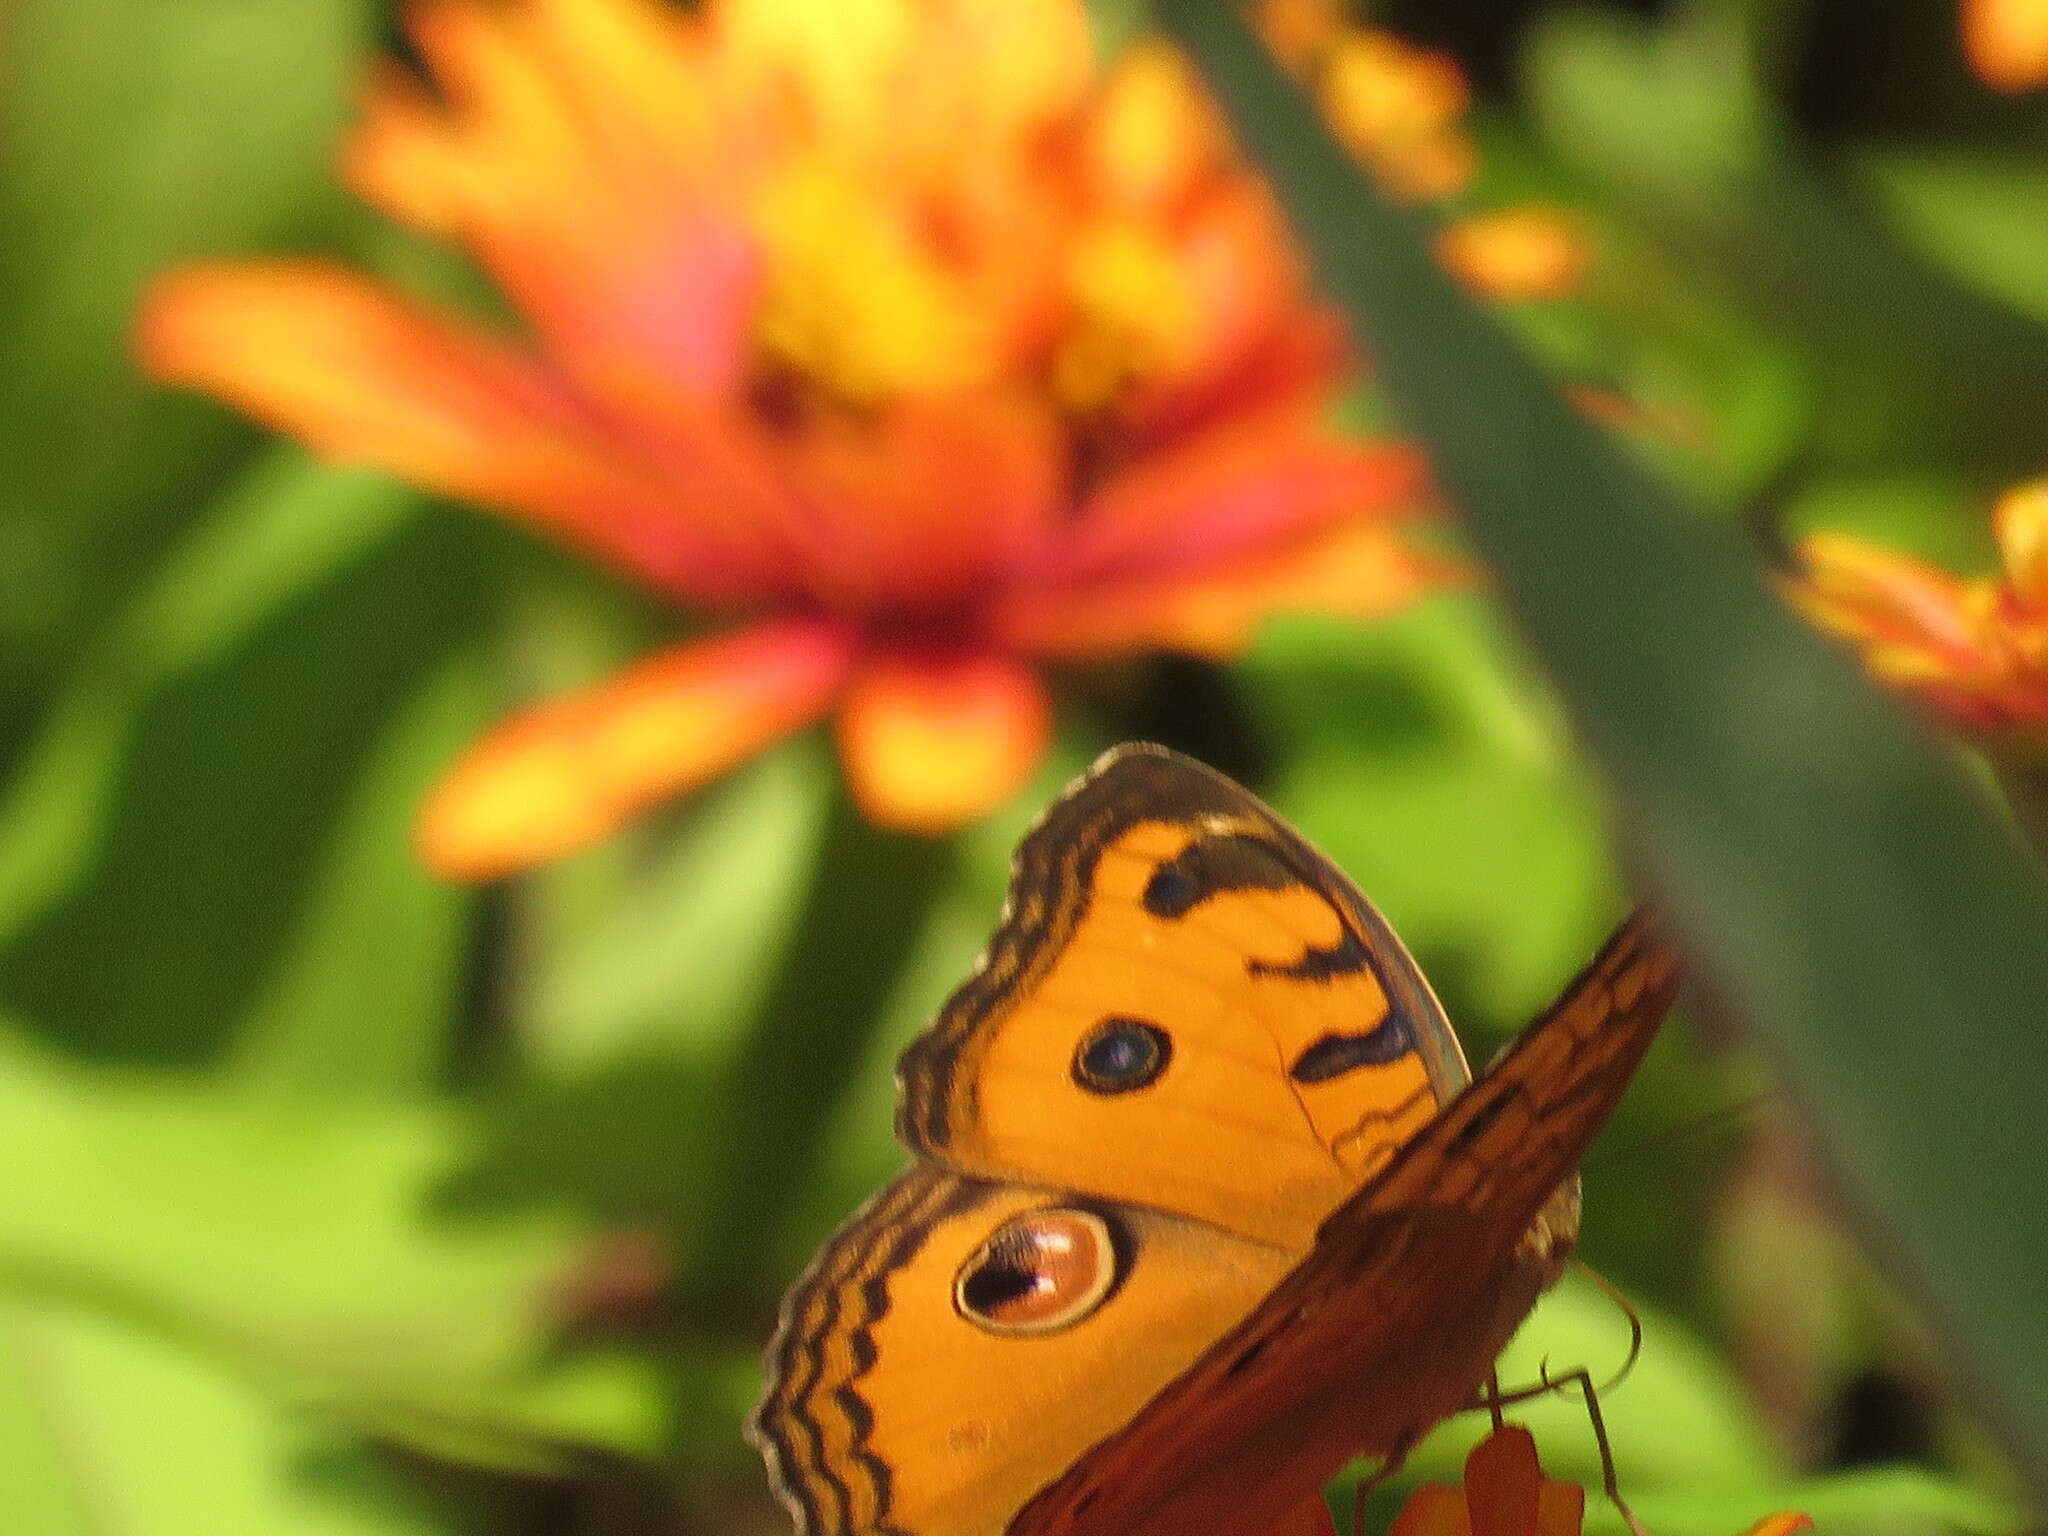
1963, 0, 2048, 90
1738, 1516, 1815, 1536
1385, 1484, 1471, 1536
1437, 208, 1589, 302
836, 650, 1052, 835
417, 619, 854, 880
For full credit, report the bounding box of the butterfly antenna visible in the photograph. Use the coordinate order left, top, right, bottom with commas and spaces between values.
1477, 1264, 1643, 1415
1575, 1260, 1645, 1396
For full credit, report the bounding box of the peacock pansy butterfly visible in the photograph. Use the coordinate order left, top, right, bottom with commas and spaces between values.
750, 743, 1678, 1536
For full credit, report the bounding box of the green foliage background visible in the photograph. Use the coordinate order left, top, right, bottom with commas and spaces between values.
0, 0, 2042, 1532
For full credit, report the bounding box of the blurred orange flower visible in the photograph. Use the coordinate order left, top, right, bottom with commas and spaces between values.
1963, 0, 2048, 91
1384, 1426, 1812, 1536
138, 0, 1554, 880
1793, 481, 2048, 733
1388, 1427, 1585, 1536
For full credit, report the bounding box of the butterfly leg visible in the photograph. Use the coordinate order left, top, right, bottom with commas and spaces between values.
1346, 1436, 1416, 1536
1541, 1365, 1652, 1536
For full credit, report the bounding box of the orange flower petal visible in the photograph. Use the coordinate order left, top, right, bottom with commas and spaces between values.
1534, 1481, 1585, 1536
1261, 1493, 1341, 1536
1318, 31, 1475, 202
1738, 1516, 1816, 1536
349, 0, 759, 398
137, 261, 787, 602
1057, 411, 1426, 584
1464, 1426, 1544, 1536
1387, 1485, 1474, 1536
1002, 519, 1450, 660
1257, 0, 1350, 73
417, 618, 856, 879
1437, 208, 1589, 302
1083, 43, 1223, 213
1963, 0, 2048, 91
1792, 533, 1982, 662
1994, 478, 2048, 607
835, 651, 1051, 833
781, 392, 1067, 608
1132, 184, 1321, 426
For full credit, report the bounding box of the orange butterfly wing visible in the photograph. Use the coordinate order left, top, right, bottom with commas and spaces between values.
752, 747, 1680, 1536
898, 744, 1471, 1249
754, 1166, 1298, 1536
1004, 913, 1681, 1536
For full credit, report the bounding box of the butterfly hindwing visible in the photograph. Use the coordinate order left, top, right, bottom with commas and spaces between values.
897, 745, 1470, 1249
753, 1166, 1296, 1536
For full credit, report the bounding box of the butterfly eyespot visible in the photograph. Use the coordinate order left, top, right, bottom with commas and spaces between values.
1071, 1017, 1171, 1094
953, 1209, 1121, 1334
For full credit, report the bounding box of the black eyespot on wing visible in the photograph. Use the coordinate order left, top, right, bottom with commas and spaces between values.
1142, 832, 1297, 918
1289, 1014, 1417, 1082
957, 1232, 1042, 1315
1072, 1017, 1172, 1094
1140, 864, 1200, 918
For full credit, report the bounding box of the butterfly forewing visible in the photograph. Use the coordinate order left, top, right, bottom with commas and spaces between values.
896, 745, 1470, 1250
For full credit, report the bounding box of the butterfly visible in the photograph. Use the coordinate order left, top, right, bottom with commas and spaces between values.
750, 743, 1679, 1536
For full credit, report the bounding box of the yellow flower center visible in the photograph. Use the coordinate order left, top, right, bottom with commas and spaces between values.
752, 161, 990, 402
1054, 221, 1200, 412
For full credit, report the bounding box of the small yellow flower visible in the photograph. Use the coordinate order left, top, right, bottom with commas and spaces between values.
1962, 0, 2048, 91
1435, 208, 1590, 303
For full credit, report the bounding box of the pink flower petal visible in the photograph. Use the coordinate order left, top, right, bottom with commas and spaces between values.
138, 261, 790, 603
1055, 409, 1425, 586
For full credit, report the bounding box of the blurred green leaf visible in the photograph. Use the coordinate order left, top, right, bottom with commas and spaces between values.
0, 1295, 465, 1536
0, 452, 419, 951
516, 737, 834, 1075
1378, 1285, 2016, 1535
679, 777, 957, 1329
0, 0, 377, 708
1406, 1275, 1779, 1487
1520, 0, 2048, 481
1167, 0, 2048, 1501
0, 1036, 663, 1466
1852, 149, 2048, 329
230, 645, 493, 1095
0, 453, 504, 1082
1595, 1468, 2018, 1536
448, 741, 834, 1244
